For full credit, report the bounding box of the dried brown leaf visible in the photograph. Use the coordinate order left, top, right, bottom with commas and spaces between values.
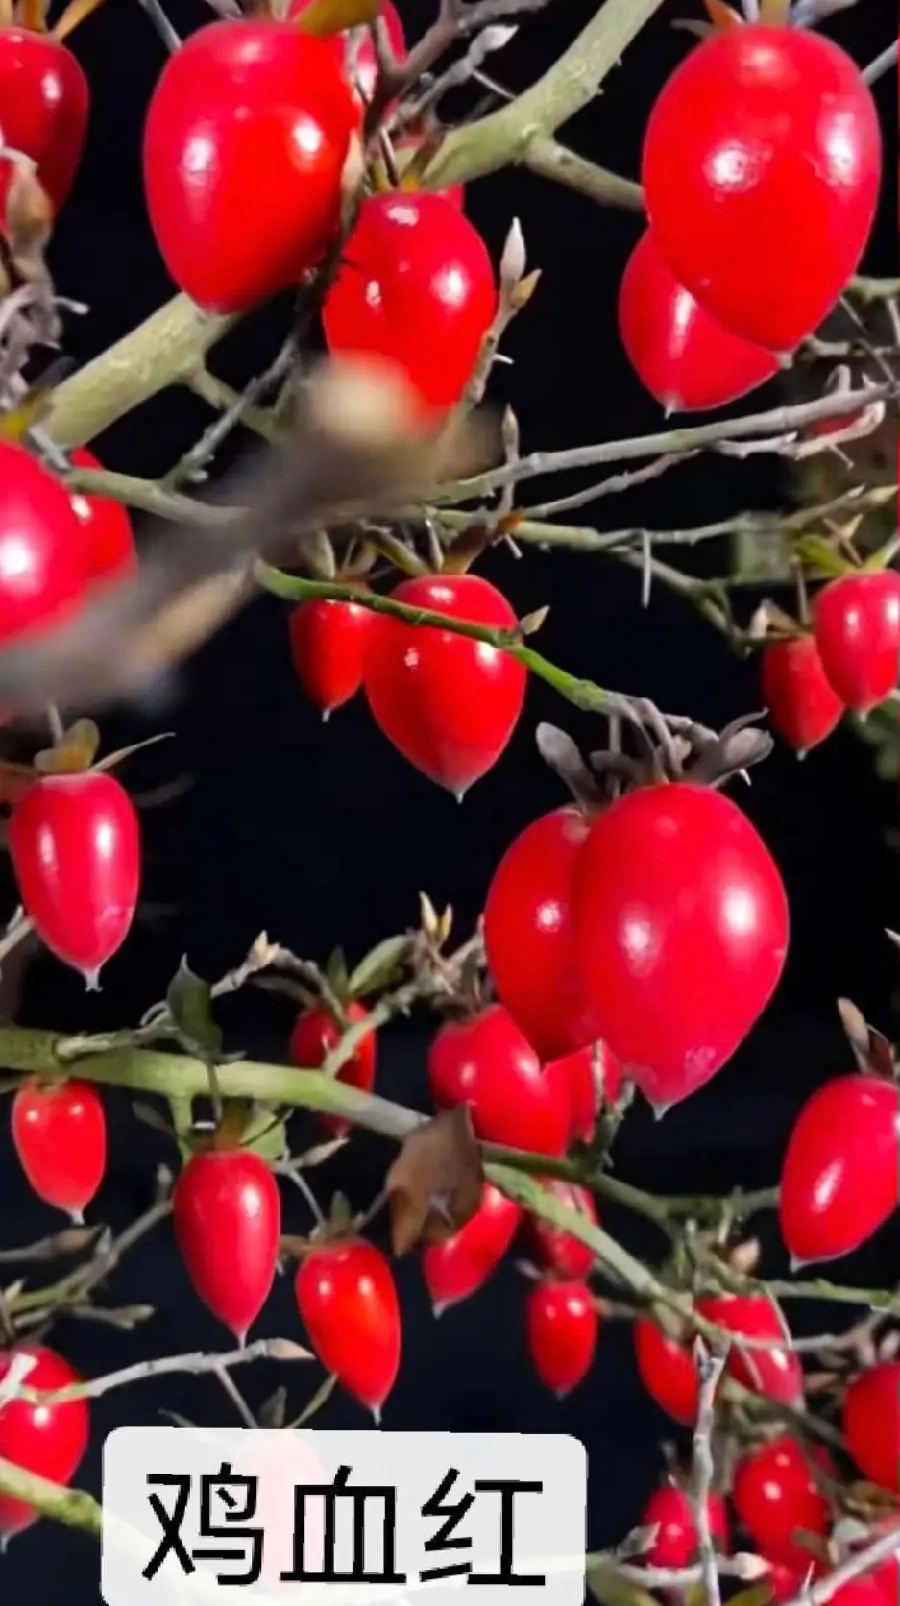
385, 1105, 483, 1257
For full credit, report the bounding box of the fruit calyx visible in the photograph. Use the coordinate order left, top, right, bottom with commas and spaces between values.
540, 703, 775, 802
837, 997, 897, 1084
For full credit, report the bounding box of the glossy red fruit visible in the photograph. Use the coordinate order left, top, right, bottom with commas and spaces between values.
761, 636, 845, 757
289, 1001, 377, 1138
143, 20, 359, 314
552, 1042, 622, 1145
173, 1150, 281, 1342
428, 1004, 571, 1156
422, 1182, 521, 1313
323, 192, 496, 415
0, 442, 89, 642
571, 783, 789, 1111
640, 1484, 730, 1569
642, 27, 882, 353
633, 1319, 699, 1425
733, 1436, 831, 1570
288, 599, 371, 718
829, 1584, 890, 1606
0, 30, 89, 213
619, 229, 778, 412
527, 1180, 597, 1281
10, 771, 141, 986
525, 1279, 597, 1396
762, 1561, 814, 1603
812, 571, 900, 715
288, 0, 405, 105
295, 1238, 400, 1416
363, 573, 526, 796
12, 1079, 106, 1220
696, 1294, 803, 1407
67, 448, 137, 585
842, 1362, 900, 1491
0, 1345, 89, 1537
483, 806, 606, 1062
852, 1523, 900, 1606
779, 1074, 899, 1266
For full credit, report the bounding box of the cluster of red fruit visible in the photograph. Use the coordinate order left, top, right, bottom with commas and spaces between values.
141, 10, 496, 416
618, 25, 882, 413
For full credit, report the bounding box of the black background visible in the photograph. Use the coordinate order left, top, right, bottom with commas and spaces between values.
1, 0, 898, 1598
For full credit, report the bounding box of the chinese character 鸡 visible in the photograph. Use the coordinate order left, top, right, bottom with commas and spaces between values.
143, 1462, 264, 1587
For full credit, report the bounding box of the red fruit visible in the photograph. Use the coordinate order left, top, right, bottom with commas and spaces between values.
696, 1294, 803, 1407
812, 571, 900, 715
10, 771, 141, 986
288, 0, 405, 105
525, 1279, 597, 1396
143, 20, 359, 314
483, 806, 606, 1062
67, 448, 137, 585
12, 1079, 106, 1220
323, 192, 496, 415
642, 27, 881, 353
640, 1483, 730, 1569
852, 1523, 900, 1606
779, 1074, 899, 1266
763, 1561, 814, 1602
761, 636, 845, 757
0, 442, 88, 643
288, 598, 371, 718
571, 783, 789, 1110
288, 1001, 377, 1138
633, 1319, 699, 1425
173, 1150, 281, 1342
527, 1180, 597, 1281
830, 1584, 890, 1606
0, 30, 88, 213
552, 1041, 621, 1145
393, 134, 464, 211
0, 1345, 89, 1537
428, 1004, 571, 1156
619, 229, 778, 412
733, 1436, 831, 1570
363, 573, 526, 796
295, 1238, 400, 1416
842, 1362, 900, 1491
422, 1182, 520, 1313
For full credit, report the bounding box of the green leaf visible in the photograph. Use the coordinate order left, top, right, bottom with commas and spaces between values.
325, 947, 349, 1001
240, 1111, 289, 1163
791, 536, 852, 578
257, 1388, 287, 1429
288, 1373, 337, 1428
587, 1564, 659, 1606
347, 935, 411, 999
166, 958, 223, 1060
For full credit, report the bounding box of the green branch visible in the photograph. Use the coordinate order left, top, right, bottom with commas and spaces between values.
0, 1457, 102, 1537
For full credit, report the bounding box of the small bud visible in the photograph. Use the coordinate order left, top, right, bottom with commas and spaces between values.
732, 1554, 772, 1582
419, 891, 441, 941
266, 1338, 313, 1362
499, 217, 526, 292
509, 268, 542, 312
519, 605, 550, 637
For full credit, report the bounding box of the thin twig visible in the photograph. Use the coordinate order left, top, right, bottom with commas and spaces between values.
691, 1342, 727, 1606
5, 1337, 311, 1406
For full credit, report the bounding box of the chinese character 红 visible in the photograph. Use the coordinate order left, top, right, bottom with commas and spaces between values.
420, 1470, 547, 1586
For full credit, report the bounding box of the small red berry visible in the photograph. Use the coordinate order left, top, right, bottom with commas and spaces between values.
526, 1180, 597, 1281
842, 1362, 900, 1492
363, 573, 526, 797
619, 230, 778, 412
12, 1079, 106, 1221
67, 449, 137, 585
633, 1319, 699, 1426
642, 27, 882, 352
10, 771, 141, 987
696, 1294, 803, 1407
640, 1483, 730, 1569
0, 30, 89, 213
483, 806, 606, 1062
812, 571, 900, 715
571, 783, 789, 1111
0, 442, 89, 643
761, 636, 845, 757
525, 1279, 598, 1397
428, 1005, 571, 1156
323, 192, 496, 416
0, 1345, 89, 1538
422, 1182, 521, 1314
295, 1238, 400, 1417
173, 1150, 281, 1343
779, 1074, 899, 1266
288, 599, 371, 718
733, 1436, 831, 1571
143, 20, 359, 314
289, 1001, 377, 1138
552, 1041, 622, 1145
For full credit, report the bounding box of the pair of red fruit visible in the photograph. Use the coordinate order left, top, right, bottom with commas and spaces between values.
761, 569, 900, 759
621, 20, 881, 416
142, 11, 495, 416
